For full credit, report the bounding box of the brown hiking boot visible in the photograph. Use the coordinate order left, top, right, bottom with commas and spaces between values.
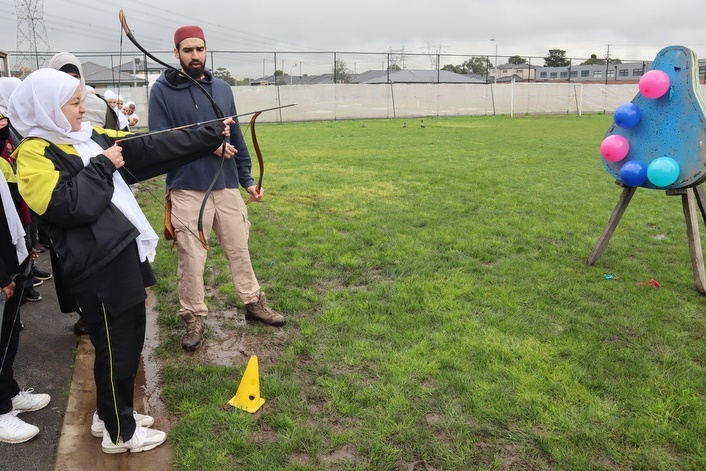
245, 292, 285, 326
180, 312, 205, 351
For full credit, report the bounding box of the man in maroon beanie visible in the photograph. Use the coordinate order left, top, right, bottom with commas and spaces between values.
149, 25, 285, 352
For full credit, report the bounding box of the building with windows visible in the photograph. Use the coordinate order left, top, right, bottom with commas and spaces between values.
534, 60, 706, 83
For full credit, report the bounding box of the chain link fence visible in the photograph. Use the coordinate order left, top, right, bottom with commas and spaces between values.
0, 50, 663, 124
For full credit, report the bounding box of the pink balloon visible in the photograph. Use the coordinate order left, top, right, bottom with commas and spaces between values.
639, 70, 670, 99
600, 134, 630, 162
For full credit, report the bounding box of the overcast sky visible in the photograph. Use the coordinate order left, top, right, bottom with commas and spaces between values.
3, 0, 706, 79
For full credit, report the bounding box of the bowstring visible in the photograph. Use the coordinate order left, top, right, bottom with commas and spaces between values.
113, 23, 205, 248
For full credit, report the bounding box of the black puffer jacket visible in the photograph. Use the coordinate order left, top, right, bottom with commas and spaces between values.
14, 123, 225, 283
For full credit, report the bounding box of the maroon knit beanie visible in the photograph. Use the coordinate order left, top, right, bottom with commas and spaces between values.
174, 25, 205, 47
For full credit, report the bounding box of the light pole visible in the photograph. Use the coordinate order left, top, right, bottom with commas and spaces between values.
132, 57, 139, 87
290, 63, 297, 85
489, 39, 498, 83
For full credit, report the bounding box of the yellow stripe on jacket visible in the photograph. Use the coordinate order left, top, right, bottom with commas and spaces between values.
12, 138, 65, 216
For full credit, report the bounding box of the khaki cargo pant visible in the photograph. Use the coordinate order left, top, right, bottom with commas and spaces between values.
170, 188, 260, 315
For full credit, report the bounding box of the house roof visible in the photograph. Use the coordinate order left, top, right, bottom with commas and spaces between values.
496, 74, 525, 83
114, 59, 172, 74
498, 63, 539, 70
250, 73, 336, 85
252, 68, 488, 85
353, 69, 484, 84
81, 61, 148, 87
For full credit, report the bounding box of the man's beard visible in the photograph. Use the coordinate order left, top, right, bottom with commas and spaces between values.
180, 58, 206, 79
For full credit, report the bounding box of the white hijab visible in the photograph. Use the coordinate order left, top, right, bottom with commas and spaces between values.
47, 52, 88, 100
103, 90, 130, 129
8, 68, 158, 262
0, 77, 21, 116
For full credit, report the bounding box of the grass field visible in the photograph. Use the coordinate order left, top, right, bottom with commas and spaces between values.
137, 114, 706, 470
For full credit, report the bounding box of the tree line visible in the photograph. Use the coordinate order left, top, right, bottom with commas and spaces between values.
211, 50, 624, 85
441, 49, 623, 75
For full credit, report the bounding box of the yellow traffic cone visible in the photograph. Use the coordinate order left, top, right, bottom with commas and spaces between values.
226, 355, 265, 413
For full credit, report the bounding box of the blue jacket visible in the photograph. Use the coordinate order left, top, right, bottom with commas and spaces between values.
149, 69, 255, 191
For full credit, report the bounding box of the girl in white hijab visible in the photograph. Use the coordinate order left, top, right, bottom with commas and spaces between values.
0, 77, 49, 447
0, 78, 22, 150
0, 77, 21, 117
0, 77, 28, 268
103, 89, 130, 130
8, 68, 230, 454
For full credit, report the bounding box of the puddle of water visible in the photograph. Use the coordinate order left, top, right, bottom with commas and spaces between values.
198, 309, 251, 367
138, 291, 176, 429
136, 296, 286, 428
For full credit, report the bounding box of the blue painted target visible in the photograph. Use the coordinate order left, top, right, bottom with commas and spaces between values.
601, 45, 706, 189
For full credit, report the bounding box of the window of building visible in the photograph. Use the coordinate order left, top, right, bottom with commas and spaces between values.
560, 71, 568, 78
581, 70, 589, 77
539, 71, 547, 78
570, 71, 578, 77
607, 69, 615, 78
619, 69, 628, 77
550, 72, 558, 79
593, 70, 603, 78
632, 68, 643, 76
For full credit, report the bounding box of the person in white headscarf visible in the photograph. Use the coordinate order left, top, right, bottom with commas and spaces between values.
0, 78, 21, 117
0, 77, 22, 149
0, 162, 51, 445
103, 89, 129, 131
0, 76, 51, 442
0, 77, 45, 306
125, 101, 139, 127
0, 78, 21, 152
9, 68, 232, 454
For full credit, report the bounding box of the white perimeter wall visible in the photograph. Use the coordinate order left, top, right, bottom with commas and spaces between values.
122, 82, 668, 127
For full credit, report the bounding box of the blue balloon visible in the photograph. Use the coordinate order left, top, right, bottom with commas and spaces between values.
647, 156, 680, 187
613, 103, 642, 128
619, 160, 648, 187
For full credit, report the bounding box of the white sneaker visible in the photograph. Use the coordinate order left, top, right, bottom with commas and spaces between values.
91, 410, 155, 437
101, 425, 167, 454
11, 388, 51, 413
0, 411, 40, 443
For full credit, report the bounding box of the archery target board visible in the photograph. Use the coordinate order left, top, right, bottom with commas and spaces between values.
601, 45, 706, 189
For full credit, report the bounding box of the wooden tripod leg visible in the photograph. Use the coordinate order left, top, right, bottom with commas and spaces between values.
680, 188, 706, 294
587, 185, 637, 265
693, 184, 706, 225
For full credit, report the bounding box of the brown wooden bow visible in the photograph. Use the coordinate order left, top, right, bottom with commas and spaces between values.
246, 111, 264, 205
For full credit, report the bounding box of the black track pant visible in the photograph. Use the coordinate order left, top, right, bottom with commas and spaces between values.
81, 298, 146, 443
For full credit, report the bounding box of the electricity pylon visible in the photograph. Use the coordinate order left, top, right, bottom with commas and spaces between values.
14, 0, 51, 74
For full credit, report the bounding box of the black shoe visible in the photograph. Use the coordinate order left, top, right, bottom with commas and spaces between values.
73, 319, 89, 336
33, 279, 43, 287
33, 243, 46, 254
23, 288, 43, 302
31, 267, 52, 281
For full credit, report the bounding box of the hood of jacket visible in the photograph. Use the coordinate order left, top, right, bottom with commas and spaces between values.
158, 68, 215, 90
